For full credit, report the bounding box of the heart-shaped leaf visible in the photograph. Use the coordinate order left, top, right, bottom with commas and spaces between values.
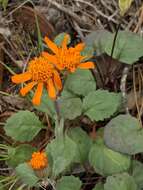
104, 114, 143, 155
104, 173, 137, 190
59, 90, 82, 120
132, 160, 143, 189
16, 163, 38, 187
4, 111, 44, 142
56, 175, 82, 190
89, 138, 131, 176
83, 90, 121, 121
92, 182, 104, 190
64, 69, 96, 96
84, 30, 112, 55
7, 144, 36, 167
105, 31, 143, 64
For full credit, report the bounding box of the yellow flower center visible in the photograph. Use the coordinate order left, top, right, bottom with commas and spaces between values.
58, 48, 82, 70
29, 151, 48, 170
28, 57, 54, 83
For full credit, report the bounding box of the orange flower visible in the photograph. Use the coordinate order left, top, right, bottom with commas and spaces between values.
29, 151, 48, 170
11, 56, 62, 105
42, 34, 95, 72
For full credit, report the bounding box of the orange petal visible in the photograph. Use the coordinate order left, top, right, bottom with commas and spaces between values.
11, 72, 32, 84
32, 82, 43, 105
47, 79, 56, 99
62, 34, 70, 49
55, 62, 65, 70
53, 70, 62, 90
20, 82, 37, 96
42, 51, 58, 64
78, 62, 95, 69
44, 36, 59, 55
75, 43, 85, 51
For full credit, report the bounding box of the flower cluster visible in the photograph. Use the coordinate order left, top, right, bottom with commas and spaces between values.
29, 151, 48, 170
12, 34, 95, 105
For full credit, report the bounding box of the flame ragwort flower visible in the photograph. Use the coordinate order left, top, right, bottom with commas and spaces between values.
12, 56, 62, 105
29, 151, 48, 170
42, 34, 95, 72
12, 34, 95, 105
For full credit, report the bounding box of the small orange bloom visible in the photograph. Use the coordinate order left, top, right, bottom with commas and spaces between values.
29, 151, 48, 170
11, 56, 62, 105
42, 34, 95, 72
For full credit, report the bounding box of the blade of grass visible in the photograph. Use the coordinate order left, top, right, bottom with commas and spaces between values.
0, 61, 15, 75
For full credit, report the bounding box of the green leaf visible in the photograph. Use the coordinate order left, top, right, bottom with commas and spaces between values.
92, 182, 104, 190
59, 91, 82, 120
4, 111, 44, 142
132, 160, 143, 189
56, 175, 82, 190
46, 135, 77, 176
83, 90, 121, 121
119, 0, 134, 15
35, 14, 43, 52
1, 0, 9, 10
84, 30, 112, 55
104, 173, 137, 190
16, 163, 39, 187
105, 31, 143, 64
85, 30, 143, 64
0, 183, 4, 190
7, 145, 36, 167
68, 127, 92, 163
64, 69, 96, 96
33, 88, 56, 118
54, 33, 71, 47
89, 138, 131, 176
80, 46, 94, 60
104, 114, 143, 155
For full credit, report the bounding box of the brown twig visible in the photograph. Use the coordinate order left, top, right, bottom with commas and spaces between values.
46, 0, 85, 27
120, 66, 130, 114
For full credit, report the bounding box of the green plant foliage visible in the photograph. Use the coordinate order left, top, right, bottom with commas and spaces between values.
46, 135, 77, 177
35, 14, 43, 53
104, 173, 137, 190
83, 90, 121, 121
105, 31, 143, 64
33, 88, 56, 118
92, 182, 104, 190
68, 127, 92, 163
7, 145, 36, 167
0, 183, 4, 190
132, 160, 143, 189
59, 90, 82, 120
16, 163, 39, 187
119, 0, 134, 15
104, 114, 143, 155
85, 30, 143, 64
84, 30, 112, 55
80, 46, 94, 60
56, 175, 82, 190
0, 0, 9, 10
4, 111, 44, 142
54, 33, 71, 47
89, 138, 131, 176
64, 69, 96, 96
16, 184, 27, 190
